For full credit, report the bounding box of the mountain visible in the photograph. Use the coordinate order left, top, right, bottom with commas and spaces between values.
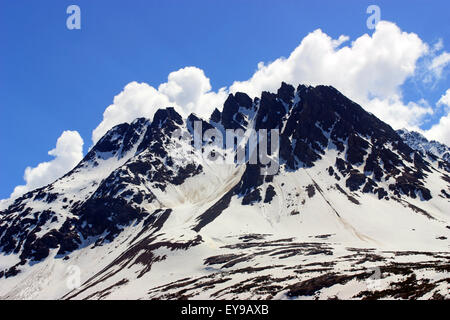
0, 83, 449, 300
397, 128, 450, 163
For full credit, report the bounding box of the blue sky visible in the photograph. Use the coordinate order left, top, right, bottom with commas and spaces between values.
1, 0, 449, 199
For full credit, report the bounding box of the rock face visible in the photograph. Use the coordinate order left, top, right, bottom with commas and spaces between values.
0, 83, 449, 300
397, 128, 450, 163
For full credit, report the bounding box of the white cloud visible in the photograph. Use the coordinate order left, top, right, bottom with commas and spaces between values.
437, 88, 450, 109
229, 21, 431, 129
365, 96, 432, 130
92, 82, 173, 143
429, 51, 450, 79
92, 67, 227, 143
93, 21, 435, 145
422, 39, 450, 84
424, 113, 450, 145
433, 39, 444, 52
10, 131, 84, 199
424, 89, 450, 145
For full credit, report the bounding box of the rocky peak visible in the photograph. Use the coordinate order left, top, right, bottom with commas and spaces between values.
210, 108, 222, 123
152, 107, 183, 128
397, 128, 450, 163
221, 93, 254, 129
83, 117, 150, 165
277, 82, 295, 105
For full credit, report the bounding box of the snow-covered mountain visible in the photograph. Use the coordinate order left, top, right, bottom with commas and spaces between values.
0, 83, 449, 300
397, 128, 450, 163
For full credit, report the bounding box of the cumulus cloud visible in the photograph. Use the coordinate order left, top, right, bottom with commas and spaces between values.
92, 67, 227, 143
424, 113, 450, 145
229, 21, 431, 129
425, 89, 450, 145
93, 21, 439, 146
92, 82, 173, 143
10, 131, 84, 199
365, 97, 433, 130
231, 22, 426, 98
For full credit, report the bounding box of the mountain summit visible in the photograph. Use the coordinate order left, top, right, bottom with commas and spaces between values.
397, 128, 450, 163
0, 83, 449, 299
